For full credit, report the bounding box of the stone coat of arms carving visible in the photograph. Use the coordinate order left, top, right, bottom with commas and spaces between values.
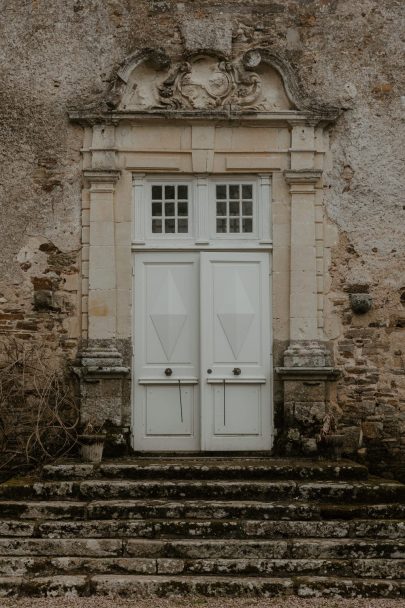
158, 55, 262, 110
117, 49, 295, 113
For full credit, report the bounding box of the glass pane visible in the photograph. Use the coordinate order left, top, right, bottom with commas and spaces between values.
229, 185, 240, 199
178, 219, 188, 233
242, 218, 253, 233
229, 201, 239, 216
165, 219, 175, 233
152, 185, 162, 200
165, 202, 175, 216
216, 201, 226, 216
178, 202, 188, 216
229, 218, 240, 233
216, 185, 227, 199
242, 200, 253, 215
216, 218, 227, 233
178, 185, 188, 199
152, 219, 162, 233
152, 202, 162, 216
242, 184, 253, 199
165, 185, 175, 199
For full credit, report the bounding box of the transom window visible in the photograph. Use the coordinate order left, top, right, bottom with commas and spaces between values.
151, 184, 189, 234
133, 175, 270, 247
216, 184, 253, 234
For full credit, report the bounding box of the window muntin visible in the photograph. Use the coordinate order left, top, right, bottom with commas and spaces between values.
215, 183, 254, 234
151, 184, 189, 234
139, 176, 264, 245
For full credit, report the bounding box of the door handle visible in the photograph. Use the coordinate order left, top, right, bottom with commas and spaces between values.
232, 367, 241, 376
164, 368, 173, 376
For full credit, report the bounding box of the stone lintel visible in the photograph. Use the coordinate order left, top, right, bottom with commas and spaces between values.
284, 169, 323, 184
180, 18, 233, 56
69, 110, 328, 127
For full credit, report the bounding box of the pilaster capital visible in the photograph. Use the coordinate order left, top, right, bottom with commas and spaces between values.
258, 173, 272, 186
132, 173, 146, 185
282, 340, 332, 368
284, 169, 322, 185
74, 344, 129, 380
83, 169, 121, 186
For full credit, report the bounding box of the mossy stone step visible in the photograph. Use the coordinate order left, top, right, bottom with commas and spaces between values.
0, 556, 403, 579
0, 457, 403, 598
125, 537, 405, 560
0, 574, 403, 598
0, 498, 404, 521
2, 478, 403, 502
1, 517, 403, 540
42, 458, 369, 481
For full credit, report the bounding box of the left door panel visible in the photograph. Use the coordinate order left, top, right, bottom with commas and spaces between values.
133, 253, 200, 450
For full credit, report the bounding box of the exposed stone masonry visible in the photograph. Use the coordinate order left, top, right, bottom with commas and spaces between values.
0, 1, 404, 473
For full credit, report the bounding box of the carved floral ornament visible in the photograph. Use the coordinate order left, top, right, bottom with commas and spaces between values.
101, 47, 339, 120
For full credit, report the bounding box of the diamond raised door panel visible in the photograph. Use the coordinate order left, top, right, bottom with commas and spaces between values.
133, 253, 200, 450
201, 252, 272, 451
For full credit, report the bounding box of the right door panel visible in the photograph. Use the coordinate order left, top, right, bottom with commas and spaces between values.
201, 252, 272, 450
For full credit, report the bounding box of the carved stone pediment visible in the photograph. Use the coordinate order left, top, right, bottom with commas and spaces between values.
118, 51, 293, 112
69, 46, 340, 124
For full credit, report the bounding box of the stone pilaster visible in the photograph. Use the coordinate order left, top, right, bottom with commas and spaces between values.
277, 158, 339, 455
284, 168, 321, 343
77, 169, 129, 444
85, 169, 121, 341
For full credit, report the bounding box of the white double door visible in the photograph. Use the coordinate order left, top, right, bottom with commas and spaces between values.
133, 251, 272, 451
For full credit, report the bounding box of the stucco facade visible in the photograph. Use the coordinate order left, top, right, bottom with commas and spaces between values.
0, 1, 404, 476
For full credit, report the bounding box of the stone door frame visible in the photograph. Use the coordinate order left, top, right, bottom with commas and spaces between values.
71, 45, 341, 455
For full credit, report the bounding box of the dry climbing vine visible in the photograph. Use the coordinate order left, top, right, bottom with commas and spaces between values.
0, 338, 79, 479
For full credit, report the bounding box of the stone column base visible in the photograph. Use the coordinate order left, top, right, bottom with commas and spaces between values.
73, 342, 130, 456
275, 341, 340, 456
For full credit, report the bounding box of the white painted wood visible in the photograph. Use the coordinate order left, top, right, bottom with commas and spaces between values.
133, 252, 200, 450
195, 175, 210, 245
258, 174, 272, 244
208, 177, 259, 242
132, 176, 273, 451
200, 252, 272, 450
132, 175, 273, 250
144, 177, 196, 246
132, 174, 146, 245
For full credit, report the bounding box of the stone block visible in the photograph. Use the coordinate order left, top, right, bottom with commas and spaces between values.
285, 401, 326, 428
284, 380, 326, 403
362, 421, 382, 439
90, 222, 114, 246
181, 18, 232, 55
90, 200, 114, 223
20, 575, 88, 597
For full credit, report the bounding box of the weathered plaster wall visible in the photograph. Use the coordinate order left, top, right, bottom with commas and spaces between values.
0, 1, 404, 472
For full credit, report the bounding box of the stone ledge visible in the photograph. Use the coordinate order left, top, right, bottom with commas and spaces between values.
275, 367, 341, 381
284, 169, 323, 184
83, 169, 121, 184
76, 366, 129, 381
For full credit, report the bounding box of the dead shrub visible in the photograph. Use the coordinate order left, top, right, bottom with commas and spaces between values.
0, 338, 79, 478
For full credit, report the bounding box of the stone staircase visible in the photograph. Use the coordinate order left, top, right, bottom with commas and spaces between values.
0, 456, 404, 598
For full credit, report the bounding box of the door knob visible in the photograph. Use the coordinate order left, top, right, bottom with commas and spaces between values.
207, 369, 212, 374
232, 367, 241, 376
164, 368, 173, 376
